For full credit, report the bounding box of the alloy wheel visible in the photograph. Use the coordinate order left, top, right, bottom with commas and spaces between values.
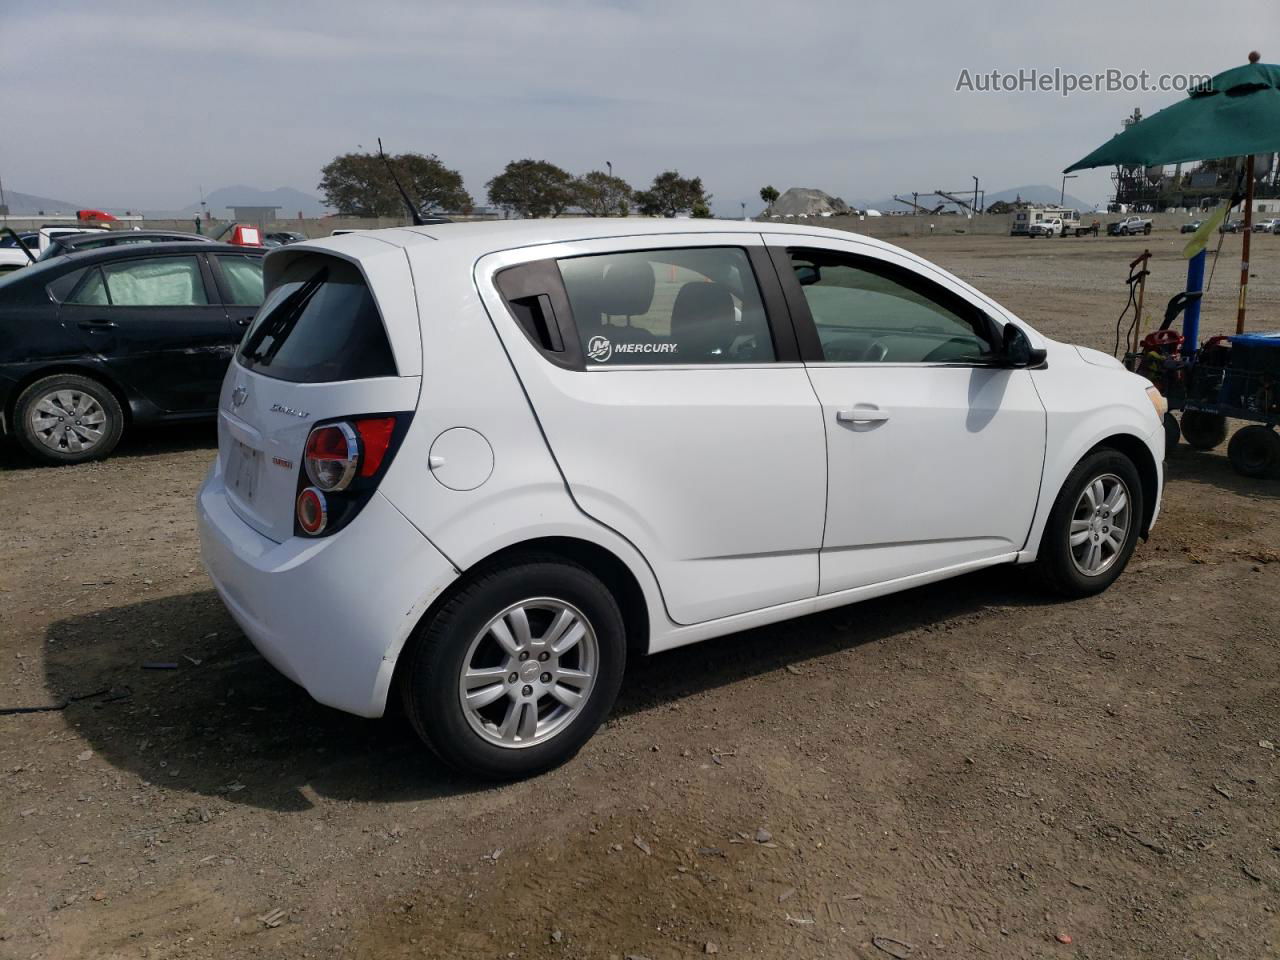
1069, 473, 1131, 576
458, 598, 599, 749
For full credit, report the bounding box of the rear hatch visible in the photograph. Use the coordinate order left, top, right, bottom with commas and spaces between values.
217, 242, 422, 543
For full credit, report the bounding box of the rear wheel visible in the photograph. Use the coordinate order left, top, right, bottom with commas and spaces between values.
13, 373, 124, 465
1163, 412, 1181, 450
401, 556, 626, 780
1035, 449, 1144, 598
1180, 411, 1227, 450
1227, 425, 1280, 478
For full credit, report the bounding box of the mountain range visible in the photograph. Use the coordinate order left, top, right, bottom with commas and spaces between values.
0, 189, 85, 216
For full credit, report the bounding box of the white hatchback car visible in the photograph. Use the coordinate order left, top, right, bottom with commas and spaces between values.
198, 220, 1164, 778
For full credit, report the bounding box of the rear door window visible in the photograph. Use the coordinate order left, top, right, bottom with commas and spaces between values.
557, 247, 775, 365
84, 256, 211, 306
213, 254, 265, 305
237, 257, 396, 382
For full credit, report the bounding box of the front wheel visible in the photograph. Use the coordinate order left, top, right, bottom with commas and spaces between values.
1035, 449, 1144, 598
401, 557, 627, 780
14, 373, 124, 465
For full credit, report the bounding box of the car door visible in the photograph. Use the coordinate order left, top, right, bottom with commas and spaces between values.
476, 234, 827, 625
208, 252, 266, 335
766, 236, 1047, 594
58, 253, 236, 413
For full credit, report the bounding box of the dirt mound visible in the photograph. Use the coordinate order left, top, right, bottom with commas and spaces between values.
770, 187, 852, 217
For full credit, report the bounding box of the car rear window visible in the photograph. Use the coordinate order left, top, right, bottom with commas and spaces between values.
236, 257, 396, 383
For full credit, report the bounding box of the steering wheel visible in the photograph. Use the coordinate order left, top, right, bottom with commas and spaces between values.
860, 340, 889, 363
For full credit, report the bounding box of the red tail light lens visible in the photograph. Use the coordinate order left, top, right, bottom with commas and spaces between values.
354, 417, 396, 477
296, 487, 328, 534
304, 422, 359, 491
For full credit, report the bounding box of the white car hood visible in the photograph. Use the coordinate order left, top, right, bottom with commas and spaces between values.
1074, 345, 1125, 370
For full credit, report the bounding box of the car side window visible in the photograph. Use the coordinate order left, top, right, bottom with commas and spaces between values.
786, 248, 992, 364
67, 267, 111, 305
213, 254, 265, 305
558, 247, 775, 365
98, 256, 209, 307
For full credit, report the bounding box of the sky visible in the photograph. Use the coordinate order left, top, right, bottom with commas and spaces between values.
4, 0, 1277, 216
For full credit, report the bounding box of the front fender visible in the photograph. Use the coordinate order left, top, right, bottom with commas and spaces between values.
1024, 349, 1164, 558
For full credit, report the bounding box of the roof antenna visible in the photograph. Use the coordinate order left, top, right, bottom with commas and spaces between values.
377, 138, 426, 226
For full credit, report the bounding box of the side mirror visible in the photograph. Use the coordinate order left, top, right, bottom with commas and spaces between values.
997, 322, 1048, 368
794, 263, 821, 286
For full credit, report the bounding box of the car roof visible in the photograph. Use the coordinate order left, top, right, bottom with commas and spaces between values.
55, 230, 214, 247
278, 216, 906, 260
57, 240, 265, 266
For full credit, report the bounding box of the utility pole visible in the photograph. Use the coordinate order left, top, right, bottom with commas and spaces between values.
972, 176, 980, 214
606, 161, 613, 178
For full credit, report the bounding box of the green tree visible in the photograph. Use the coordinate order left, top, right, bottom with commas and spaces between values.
690, 201, 712, 218
318, 151, 471, 217
634, 170, 711, 218
574, 170, 633, 217
486, 159, 576, 218
759, 185, 780, 211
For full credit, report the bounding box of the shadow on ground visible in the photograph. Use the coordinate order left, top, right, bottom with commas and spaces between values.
0, 422, 218, 471
38, 565, 1054, 813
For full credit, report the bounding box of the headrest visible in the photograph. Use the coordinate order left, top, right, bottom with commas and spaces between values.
671, 282, 734, 332
600, 258, 655, 316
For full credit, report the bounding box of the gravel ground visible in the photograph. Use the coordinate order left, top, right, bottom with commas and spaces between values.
2, 232, 1278, 959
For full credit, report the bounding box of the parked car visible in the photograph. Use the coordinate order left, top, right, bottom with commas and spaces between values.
1221, 218, 1245, 233
37, 229, 213, 261
196, 221, 1166, 780
264, 230, 308, 247
1180, 220, 1203, 234
0, 242, 265, 464
1253, 218, 1280, 233
0, 226, 106, 273
1028, 217, 1063, 237
0, 232, 40, 274
1107, 216, 1152, 236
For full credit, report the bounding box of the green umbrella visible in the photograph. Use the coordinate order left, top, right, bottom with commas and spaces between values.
1065, 52, 1279, 336
1065, 57, 1280, 171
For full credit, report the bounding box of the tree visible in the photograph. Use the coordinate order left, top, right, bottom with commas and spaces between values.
318, 151, 471, 218
574, 170, 633, 217
634, 170, 711, 218
690, 201, 712, 218
486, 159, 576, 218
760, 185, 780, 211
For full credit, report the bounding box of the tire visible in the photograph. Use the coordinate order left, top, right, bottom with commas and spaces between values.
13, 373, 124, 465
1035, 449, 1145, 598
1163, 412, 1181, 450
1180, 410, 1228, 450
1227, 425, 1280, 478
400, 555, 627, 780
1143, 224, 1152, 235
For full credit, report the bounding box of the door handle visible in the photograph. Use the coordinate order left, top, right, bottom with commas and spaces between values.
77, 319, 117, 331
236, 317, 251, 327
836, 406, 891, 423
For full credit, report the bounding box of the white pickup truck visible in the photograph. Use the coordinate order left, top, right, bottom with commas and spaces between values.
1108, 216, 1153, 236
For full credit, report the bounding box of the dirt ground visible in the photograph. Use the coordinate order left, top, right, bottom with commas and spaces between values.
2, 232, 1278, 960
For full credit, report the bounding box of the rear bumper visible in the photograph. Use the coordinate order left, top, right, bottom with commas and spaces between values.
197, 460, 459, 717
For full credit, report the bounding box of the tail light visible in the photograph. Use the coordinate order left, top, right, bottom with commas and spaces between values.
295, 414, 408, 537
